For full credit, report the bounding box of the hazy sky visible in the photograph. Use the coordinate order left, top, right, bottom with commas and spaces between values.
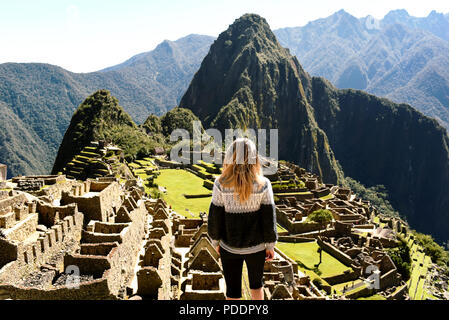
1, 0, 448, 73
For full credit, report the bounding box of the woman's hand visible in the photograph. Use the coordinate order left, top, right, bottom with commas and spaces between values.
215, 245, 220, 255
265, 249, 274, 261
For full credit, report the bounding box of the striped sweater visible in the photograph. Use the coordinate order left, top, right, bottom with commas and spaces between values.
207, 176, 278, 254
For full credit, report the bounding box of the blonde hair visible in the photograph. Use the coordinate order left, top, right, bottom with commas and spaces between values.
219, 138, 264, 203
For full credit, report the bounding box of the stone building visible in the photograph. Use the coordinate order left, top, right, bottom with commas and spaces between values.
0, 177, 149, 300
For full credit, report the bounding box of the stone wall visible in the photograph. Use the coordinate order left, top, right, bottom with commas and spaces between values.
317, 237, 354, 267
61, 181, 121, 223
0, 211, 83, 286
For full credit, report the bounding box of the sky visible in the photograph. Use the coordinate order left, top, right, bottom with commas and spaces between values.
1, 0, 449, 73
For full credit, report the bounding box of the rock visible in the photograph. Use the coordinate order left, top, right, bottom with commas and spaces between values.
37, 224, 48, 232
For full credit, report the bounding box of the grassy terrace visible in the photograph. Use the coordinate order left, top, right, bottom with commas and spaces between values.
403, 233, 434, 300
277, 191, 313, 196
277, 224, 288, 233
276, 241, 352, 279
319, 193, 334, 201
357, 294, 386, 300
154, 169, 212, 218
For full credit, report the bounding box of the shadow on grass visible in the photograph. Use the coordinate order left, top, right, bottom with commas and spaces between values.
296, 260, 322, 276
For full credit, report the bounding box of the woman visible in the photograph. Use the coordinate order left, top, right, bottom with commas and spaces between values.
207, 138, 278, 300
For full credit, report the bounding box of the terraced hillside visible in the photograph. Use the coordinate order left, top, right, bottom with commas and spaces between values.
60, 141, 132, 181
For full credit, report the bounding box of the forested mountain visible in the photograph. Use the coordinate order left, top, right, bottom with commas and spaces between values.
179, 14, 449, 244
274, 9, 449, 129
0, 34, 214, 178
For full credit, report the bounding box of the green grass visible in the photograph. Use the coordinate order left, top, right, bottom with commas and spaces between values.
135, 159, 156, 167
344, 283, 368, 297
277, 224, 288, 233
332, 279, 365, 293
154, 169, 212, 218
276, 241, 352, 278
402, 233, 433, 300
357, 294, 386, 300
319, 193, 334, 201
276, 191, 313, 196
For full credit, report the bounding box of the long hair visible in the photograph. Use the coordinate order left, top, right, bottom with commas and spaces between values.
219, 138, 264, 203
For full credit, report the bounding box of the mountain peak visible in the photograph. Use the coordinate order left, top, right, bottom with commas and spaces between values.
52, 89, 136, 173
384, 9, 410, 19
428, 10, 444, 19
179, 14, 343, 184
222, 13, 277, 46
333, 9, 351, 17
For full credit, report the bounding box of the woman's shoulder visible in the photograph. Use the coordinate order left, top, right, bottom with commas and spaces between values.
214, 176, 223, 190
257, 176, 271, 192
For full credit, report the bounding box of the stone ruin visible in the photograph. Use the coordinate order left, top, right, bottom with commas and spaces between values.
270, 161, 409, 299
0, 157, 416, 300
0, 175, 148, 300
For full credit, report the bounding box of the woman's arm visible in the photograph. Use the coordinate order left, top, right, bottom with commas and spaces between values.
261, 179, 278, 250
207, 179, 225, 247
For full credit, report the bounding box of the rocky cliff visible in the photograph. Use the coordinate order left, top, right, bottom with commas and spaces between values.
179, 14, 449, 243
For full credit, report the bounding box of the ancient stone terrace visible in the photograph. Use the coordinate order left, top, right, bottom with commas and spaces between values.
0, 190, 84, 291
61, 141, 132, 181
173, 215, 226, 300
60, 180, 122, 224
133, 198, 176, 299
11, 175, 66, 193
0, 176, 149, 300
263, 249, 326, 300
269, 162, 413, 299
316, 229, 405, 299
274, 171, 374, 236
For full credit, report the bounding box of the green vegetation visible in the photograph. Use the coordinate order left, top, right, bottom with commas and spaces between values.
141, 114, 163, 135
154, 169, 212, 217
356, 294, 386, 300
306, 209, 333, 228
272, 179, 306, 191
160, 107, 203, 137
319, 193, 334, 201
345, 177, 399, 218
276, 224, 287, 233
0, 35, 214, 177
412, 231, 449, 268
402, 233, 434, 300
386, 235, 411, 281
276, 241, 351, 278
52, 90, 166, 173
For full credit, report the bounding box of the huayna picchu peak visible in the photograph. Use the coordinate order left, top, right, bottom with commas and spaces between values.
180, 14, 344, 186
180, 13, 449, 244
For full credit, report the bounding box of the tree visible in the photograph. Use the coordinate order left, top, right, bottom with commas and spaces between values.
307, 209, 333, 267
306, 209, 333, 234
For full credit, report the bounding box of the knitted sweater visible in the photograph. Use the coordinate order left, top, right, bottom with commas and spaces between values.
207, 176, 278, 254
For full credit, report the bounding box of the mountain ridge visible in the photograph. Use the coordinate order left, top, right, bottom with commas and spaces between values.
0, 34, 214, 178
179, 13, 449, 244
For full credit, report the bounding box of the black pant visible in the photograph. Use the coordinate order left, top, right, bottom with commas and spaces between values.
219, 246, 266, 299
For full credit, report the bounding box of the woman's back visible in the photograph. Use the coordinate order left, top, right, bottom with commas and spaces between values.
207, 137, 278, 300
214, 177, 271, 213
208, 176, 277, 254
